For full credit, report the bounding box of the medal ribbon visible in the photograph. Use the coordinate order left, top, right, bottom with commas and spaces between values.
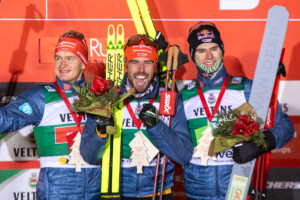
196, 75, 229, 122
124, 98, 155, 130
54, 82, 83, 131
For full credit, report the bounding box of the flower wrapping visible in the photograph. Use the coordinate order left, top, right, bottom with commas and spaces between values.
71, 75, 134, 118
208, 102, 267, 156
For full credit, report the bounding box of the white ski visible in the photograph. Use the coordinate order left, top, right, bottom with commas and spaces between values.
225, 5, 289, 200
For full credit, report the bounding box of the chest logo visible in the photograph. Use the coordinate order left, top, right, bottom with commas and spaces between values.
207, 93, 216, 105
187, 82, 196, 90
135, 104, 142, 119
44, 86, 56, 92
231, 77, 242, 84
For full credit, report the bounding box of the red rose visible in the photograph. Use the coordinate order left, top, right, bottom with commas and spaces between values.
89, 76, 109, 95
230, 114, 260, 136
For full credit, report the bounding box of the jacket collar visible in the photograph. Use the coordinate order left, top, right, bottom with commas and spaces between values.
196, 64, 228, 89
54, 74, 85, 95
120, 72, 159, 100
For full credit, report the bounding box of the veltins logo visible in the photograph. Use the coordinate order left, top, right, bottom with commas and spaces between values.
19, 103, 33, 115
29, 172, 38, 188
208, 93, 216, 105
220, 0, 260, 10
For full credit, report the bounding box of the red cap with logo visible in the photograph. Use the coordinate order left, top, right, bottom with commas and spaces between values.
124, 35, 158, 69
54, 30, 88, 67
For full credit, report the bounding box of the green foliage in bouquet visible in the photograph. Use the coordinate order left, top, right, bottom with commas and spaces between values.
71, 75, 134, 118
209, 102, 268, 155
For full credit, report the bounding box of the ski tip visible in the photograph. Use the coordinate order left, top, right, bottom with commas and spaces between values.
268, 5, 289, 24
107, 25, 116, 36
117, 24, 124, 36
269, 5, 289, 16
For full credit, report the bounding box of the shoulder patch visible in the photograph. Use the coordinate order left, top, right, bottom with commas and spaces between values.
44, 86, 56, 92
231, 77, 242, 84
187, 82, 196, 90
19, 102, 33, 115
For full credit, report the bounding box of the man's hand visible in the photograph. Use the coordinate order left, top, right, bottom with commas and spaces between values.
139, 104, 159, 129
96, 115, 116, 136
233, 131, 276, 164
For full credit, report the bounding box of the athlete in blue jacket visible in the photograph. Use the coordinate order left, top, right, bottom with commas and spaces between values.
0, 30, 107, 200
154, 22, 294, 200
80, 34, 194, 199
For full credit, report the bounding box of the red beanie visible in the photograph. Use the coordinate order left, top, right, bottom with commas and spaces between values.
124, 40, 158, 69
55, 37, 88, 67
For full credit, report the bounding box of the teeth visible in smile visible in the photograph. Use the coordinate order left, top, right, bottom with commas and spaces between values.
135, 76, 146, 85
136, 75, 146, 79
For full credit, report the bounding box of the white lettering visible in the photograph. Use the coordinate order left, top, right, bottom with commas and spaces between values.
267, 181, 300, 189
271, 147, 291, 154
220, 0, 260, 10
99, 42, 107, 57
90, 38, 100, 57
164, 93, 171, 114
90, 38, 107, 58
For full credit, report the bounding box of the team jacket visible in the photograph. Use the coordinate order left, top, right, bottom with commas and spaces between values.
179, 65, 294, 200
0, 75, 106, 200
80, 73, 194, 197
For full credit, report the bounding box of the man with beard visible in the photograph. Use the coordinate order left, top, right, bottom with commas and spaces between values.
0, 30, 107, 199
174, 21, 294, 199
81, 34, 194, 199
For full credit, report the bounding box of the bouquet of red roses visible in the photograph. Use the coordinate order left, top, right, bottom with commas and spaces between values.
71, 75, 134, 117
208, 102, 267, 155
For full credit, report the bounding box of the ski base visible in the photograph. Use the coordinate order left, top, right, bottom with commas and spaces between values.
226, 5, 289, 200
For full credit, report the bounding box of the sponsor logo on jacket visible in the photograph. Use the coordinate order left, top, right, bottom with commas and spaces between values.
19, 103, 33, 115
163, 93, 171, 114
193, 105, 233, 117
207, 93, 216, 105
29, 173, 38, 188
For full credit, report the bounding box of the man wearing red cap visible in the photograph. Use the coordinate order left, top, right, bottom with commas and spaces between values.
0, 30, 108, 199
81, 34, 194, 199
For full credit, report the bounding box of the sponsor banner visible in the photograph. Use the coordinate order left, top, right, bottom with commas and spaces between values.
173, 164, 300, 200
0, 169, 39, 200
0, 82, 42, 162
0, 126, 38, 162
1, 0, 298, 19
270, 120, 300, 167
0, 1, 300, 82
278, 81, 300, 116
267, 168, 300, 200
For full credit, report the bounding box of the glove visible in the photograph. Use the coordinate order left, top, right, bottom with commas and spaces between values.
159, 45, 189, 69
276, 61, 286, 77
155, 31, 168, 51
139, 104, 159, 129
158, 45, 189, 88
233, 131, 276, 164
96, 115, 116, 136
